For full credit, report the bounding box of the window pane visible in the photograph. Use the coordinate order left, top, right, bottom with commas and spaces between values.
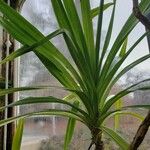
19, 0, 150, 149
20, 0, 90, 149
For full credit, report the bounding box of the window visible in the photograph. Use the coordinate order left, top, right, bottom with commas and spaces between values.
0, 13, 4, 150
20, 0, 90, 149
1, 0, 150, 149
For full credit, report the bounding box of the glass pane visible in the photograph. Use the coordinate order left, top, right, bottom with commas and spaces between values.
19, 0, 150, 149
20, 0, 90, 149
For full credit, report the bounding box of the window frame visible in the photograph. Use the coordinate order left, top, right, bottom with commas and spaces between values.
0, 1, 26, 150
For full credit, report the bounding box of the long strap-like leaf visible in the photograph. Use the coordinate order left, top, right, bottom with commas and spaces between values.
81, 0, 95, 71
0, 109, 85, 127
91, 3, 114, 18
98, 0, 150, 92
64, 101, 79, 150
12, 119, 24, 150
103, 78, 150, 113
51, 0, 95, 92
95, 0, 104, 75
0, 1, 79, 90
0, 86, 64, 97
99, 0, 116, 74
98, 32, 149, 105
0, 97, 87, 117
0, 28, 64, 64
101, 126, 129, 150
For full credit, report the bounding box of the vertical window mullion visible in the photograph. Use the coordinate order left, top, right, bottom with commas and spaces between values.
1, 0, 24, 149
0, 13, 5, 150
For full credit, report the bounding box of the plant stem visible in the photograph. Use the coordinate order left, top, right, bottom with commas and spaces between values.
90, 127, 104, 150
131, 1, 150, 149
129, 110, 150, 150
132, 0, 150, 29
94, 135, 104, 150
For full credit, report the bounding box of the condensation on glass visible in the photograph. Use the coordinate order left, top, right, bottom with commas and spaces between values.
20, 0, 90, 150
19, 0, 150, 149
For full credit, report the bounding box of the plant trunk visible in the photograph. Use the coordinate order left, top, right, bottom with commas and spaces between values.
94, 134, 104, 150
91, 128, 104, 150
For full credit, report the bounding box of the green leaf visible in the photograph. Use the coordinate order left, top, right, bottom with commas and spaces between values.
3, 23, 77, 88
91, 3, 114, 18
0, 97, 87, 117
0, 29, 65, 65
119, 38, 128, 58
53, 0, 92, 71
97, 0, 150, 97
123, 105, 150, 109
0, 22, 84, 91
98, 49, 150, 108
0, 8, 93, 93
51, 0, 98, 96
104, 110, 144, 122
102, 126, 129, 150
95, 0, 104, 71
114, 98, 122, 131
62, 0, 88, 56
0, 86, 64, 97
12, 119, 24, 150
0, 0, 150, 148
114, 54, 150, 84
81, 0, 95, 70
103, 78, 150, 113
0, 1, 80, 90
51, 0, 95, 92
0, 109, 85, 127
0, 87, 38, 97
98, 32, 149, 104
72, 90, 93, 116
113, 111, 144, 121
99, 1, 116, 74
63, 93, 77, 101
99, 107, 145, 125
64, 101, 79, 150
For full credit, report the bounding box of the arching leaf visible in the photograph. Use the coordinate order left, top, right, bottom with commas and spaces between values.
12, 119, 24, 150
